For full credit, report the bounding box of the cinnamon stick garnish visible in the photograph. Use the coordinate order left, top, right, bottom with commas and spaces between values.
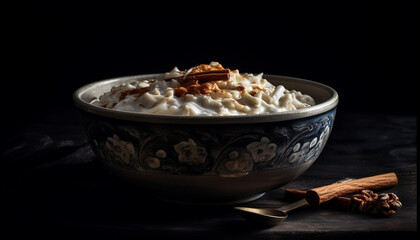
188, 69, 230, 75
165, 69, 230, 97
305, 172, 398, 206
165, 69, 230, 83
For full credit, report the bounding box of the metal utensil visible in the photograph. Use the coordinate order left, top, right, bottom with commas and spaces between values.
234, 198, 309, 226
234, 178, 354, 227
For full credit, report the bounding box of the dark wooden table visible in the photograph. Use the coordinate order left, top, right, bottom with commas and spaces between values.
1, 108, 417, 239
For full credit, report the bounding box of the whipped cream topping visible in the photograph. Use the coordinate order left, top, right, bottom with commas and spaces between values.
92, 62, 315, 116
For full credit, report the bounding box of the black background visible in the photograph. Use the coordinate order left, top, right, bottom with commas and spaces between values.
2, 1, 417, 129
1, 2, 417, 239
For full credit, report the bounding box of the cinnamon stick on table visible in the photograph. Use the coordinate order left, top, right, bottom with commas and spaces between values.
305, 172, 398, 205
285, 189, 352, 209
284, 172, 401, 216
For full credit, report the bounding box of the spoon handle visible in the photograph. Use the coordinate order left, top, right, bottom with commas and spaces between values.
279, 198, 309, 213
306, 172, 398, 205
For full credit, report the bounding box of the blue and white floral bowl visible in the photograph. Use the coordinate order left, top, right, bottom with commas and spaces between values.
74, 74, 338, 205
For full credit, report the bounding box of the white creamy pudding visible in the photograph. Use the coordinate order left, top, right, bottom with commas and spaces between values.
93, 62, 315, 116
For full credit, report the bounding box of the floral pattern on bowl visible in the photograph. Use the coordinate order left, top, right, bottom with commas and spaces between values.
82, 109, 335, 176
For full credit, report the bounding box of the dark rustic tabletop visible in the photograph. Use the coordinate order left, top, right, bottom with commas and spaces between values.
1, 108, 417, 239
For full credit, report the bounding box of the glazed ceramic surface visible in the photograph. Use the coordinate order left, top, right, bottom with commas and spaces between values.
74, 74, 338, 205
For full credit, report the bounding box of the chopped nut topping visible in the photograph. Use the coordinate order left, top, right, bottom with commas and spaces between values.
191, 63, 224, 73
165, 64, 230, 97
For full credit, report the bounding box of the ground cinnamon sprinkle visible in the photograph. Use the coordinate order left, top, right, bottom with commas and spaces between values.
119, 88, 150, 100
252, 86, 266, 92
236, 86, 245, 92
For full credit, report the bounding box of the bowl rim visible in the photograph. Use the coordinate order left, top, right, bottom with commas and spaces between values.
73, 74, 338, 124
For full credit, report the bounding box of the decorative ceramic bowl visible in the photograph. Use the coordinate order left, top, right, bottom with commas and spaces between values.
73, 74, 338, 205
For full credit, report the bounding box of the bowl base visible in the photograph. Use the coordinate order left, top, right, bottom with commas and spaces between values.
154, 193, 266, 206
